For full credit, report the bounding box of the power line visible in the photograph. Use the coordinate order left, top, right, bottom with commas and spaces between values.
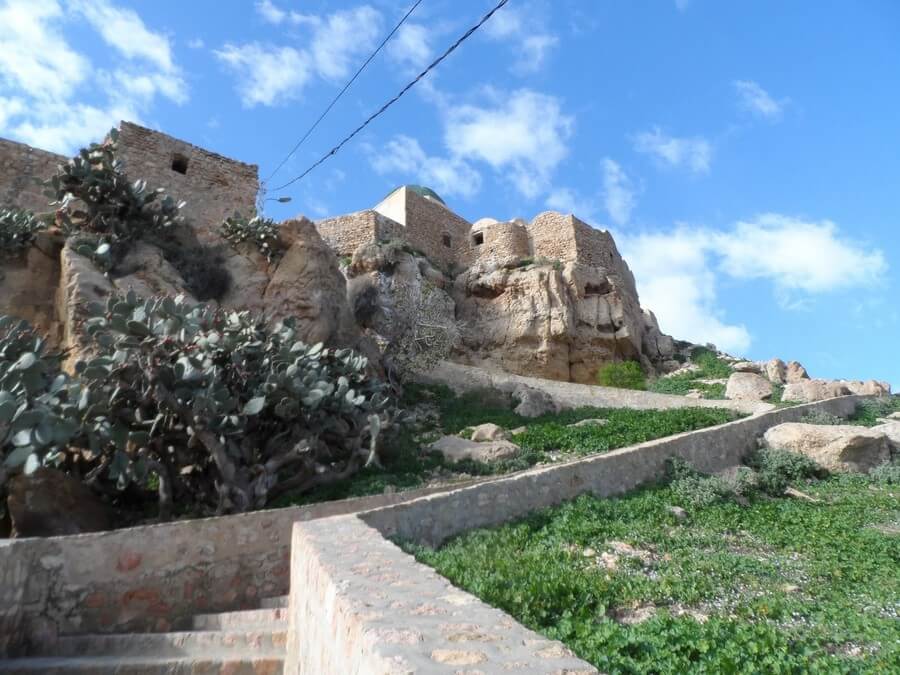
264, 0, 424, 185
271, 0, 510, 193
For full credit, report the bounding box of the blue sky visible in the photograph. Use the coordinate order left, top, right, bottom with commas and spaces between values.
1, 0, 898, 386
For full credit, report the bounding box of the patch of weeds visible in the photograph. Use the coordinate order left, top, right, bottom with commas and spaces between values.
848, 397, 900, 427
648, 349, 733, 400
800, 409, 846, 426
411, 474, 900, 673
596, 361, 646, 390
276, 386, 743, 507
746, 447, 827, 496
869, 459, 900, 485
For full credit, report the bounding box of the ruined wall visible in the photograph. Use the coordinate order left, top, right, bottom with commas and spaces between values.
373, 187, 471, 269
571, 217, 639, 298
115, 122, 258, 246
469, 219, 531, 264
0, 138, 66, 213
527, 211, 581, 263
315, 210, 403, 257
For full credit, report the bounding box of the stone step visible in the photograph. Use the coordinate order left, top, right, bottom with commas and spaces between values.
259, 595, 289, 609
31, 629, 287, 658
0, 655, 283, 674
192, 607, 288, 631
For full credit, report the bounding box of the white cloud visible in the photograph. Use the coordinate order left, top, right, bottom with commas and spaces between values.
633, 126, 712, 174
445, 89, 574, 198
389, 23, 432, 69
620, 214, 887, 351
622, 228, 752, 353
310, 6, 382, 80
713, 214, 887, 294
255, 0, 317, 26
73, 0, 177, 74
0, 0, 187, 154
0, 1, 90, 101
370, 135, 482, 200
733, 80, 787, 120
517, 34, 559, 74
483, 3, 558, 74
256, 0, 286, 24
215, 44, 312, 108
218, 5, 382, 106
601, 158, 636, 226
546, 188, 597, 221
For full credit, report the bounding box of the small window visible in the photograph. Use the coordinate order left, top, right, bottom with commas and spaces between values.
472, 232, 484, 246
171, 153, 189, 174
442, 234, 451, 248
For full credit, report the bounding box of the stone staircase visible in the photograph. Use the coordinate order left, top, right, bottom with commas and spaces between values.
0, 595, 289, 674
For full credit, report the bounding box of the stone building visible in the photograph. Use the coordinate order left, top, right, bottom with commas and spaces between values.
0, 122, 259, 240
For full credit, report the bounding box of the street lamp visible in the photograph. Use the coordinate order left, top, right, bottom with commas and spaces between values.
265, 196, 292, 203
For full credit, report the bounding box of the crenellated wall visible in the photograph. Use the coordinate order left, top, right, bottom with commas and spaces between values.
0, 138, 66, 213
468, 219, 531, 265
114, 122, 258, 246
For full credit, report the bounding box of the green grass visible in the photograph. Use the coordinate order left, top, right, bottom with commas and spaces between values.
648, 348, 734, 400
410, 473, 900, 674
271, 384, 743, 507
597, 361, 647, 390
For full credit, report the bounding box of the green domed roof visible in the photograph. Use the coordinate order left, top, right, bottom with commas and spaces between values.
385, 184, 446, 205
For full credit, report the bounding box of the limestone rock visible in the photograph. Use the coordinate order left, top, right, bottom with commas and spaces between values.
764, 358, 787, 384
7, 468, 111, 538
569, 418, 608, 428
725, 372, 774, 401
870, 421, 900, 451
840, 380, 892, 397
785, 361, 810, 383
782, 379, 852, 403
429, 436, 520, 463
263, 218, 353, 345
512, 386, 557, 418
762, 423, 890, 473
470, 423, 508, 442
452, 256, 675, 385
732, 361, 761, 374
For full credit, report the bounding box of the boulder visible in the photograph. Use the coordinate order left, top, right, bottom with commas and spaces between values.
731, 361, 761, 374
762, 423, 890, 473
870, 421, 900, 451
725, 372, 774, 401
263, 218, 354, 345
569, 418, 608, 428
470, 423, 508, 442
782, 379, 852, 403
785, 361, 810, 383
764, 358, 787, 384
840, 380, 892, 397
429, 436, 520, 463
512, 386, 557, 418
6, 468, 111, 538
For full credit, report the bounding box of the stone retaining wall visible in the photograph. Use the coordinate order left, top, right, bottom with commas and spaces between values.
419, 360, 773, 415
0, 479, 487, 657
285, 395, 865, 673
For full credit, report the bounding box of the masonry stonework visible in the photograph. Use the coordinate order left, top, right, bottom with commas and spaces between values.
114, 122, 259, 245
0, 137, 66, 213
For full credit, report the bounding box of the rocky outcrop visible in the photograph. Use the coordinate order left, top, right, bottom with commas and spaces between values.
781, 379, 890, 403
763, 358, 787, 384
785, 361, 809, 383
429, 436, 520, 463
762, 423, 890, 473
263, 218, 354, 345
452, 259, 675, 384
725, 372, 773, 401
6, 468, 111, 537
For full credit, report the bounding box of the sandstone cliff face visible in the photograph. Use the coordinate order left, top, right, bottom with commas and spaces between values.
451, 259, 675, 384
